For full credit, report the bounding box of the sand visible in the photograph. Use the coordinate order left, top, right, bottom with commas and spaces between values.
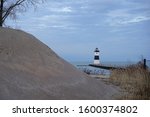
0, 27, 120, 99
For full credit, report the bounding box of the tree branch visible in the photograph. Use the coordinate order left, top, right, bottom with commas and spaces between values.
0, 0, 45, 27
2, 0, 26, 22
0, 0, 4, 26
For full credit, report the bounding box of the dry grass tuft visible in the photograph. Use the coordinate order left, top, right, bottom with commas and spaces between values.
110, 64, 150, 99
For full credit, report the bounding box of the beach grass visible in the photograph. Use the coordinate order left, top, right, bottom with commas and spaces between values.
109, 64, 150, 99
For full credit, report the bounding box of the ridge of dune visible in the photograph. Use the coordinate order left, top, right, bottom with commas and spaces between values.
0, 27, 119, 99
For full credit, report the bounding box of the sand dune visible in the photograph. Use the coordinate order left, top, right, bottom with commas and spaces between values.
0, 28, 119, 99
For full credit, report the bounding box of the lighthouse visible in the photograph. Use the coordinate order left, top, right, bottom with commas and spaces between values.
94, 48, 100, 64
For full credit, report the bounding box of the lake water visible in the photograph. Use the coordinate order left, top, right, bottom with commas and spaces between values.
71, 60, 150, 75
70, 61, 138, 76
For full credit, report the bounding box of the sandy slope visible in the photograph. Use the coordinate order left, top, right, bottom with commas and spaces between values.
0, 28, 119, 99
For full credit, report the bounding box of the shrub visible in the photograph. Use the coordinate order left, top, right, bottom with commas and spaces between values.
110, 65, 150, 99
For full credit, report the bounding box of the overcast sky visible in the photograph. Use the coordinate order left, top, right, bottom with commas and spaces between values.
6, 0, 150, 62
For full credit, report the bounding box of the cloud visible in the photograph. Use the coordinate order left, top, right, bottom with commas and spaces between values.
7, 0, 150, 32
60, 7, 72, 13
100, 0, 150, 26
106, 7, 150, 26
47, 6, 73, 13
126, 16, 150, 23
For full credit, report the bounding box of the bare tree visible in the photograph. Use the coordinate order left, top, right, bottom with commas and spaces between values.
0, 0, 44, 27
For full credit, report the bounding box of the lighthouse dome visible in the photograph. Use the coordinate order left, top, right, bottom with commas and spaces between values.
94, 48, 99, 52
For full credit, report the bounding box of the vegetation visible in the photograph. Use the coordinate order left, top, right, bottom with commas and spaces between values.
110, 64, 150, 99
0, 0, 45, 27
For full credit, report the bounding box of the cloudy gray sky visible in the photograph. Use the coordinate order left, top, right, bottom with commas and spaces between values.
6, 0, 150, 62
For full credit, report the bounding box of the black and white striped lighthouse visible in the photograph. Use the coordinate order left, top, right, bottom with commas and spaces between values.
94, 48, 100, 64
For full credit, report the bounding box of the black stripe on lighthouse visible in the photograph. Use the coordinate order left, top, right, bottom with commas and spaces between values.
94, 56, 99, 60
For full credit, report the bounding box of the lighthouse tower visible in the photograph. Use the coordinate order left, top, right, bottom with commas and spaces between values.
94, 48, 100, 64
